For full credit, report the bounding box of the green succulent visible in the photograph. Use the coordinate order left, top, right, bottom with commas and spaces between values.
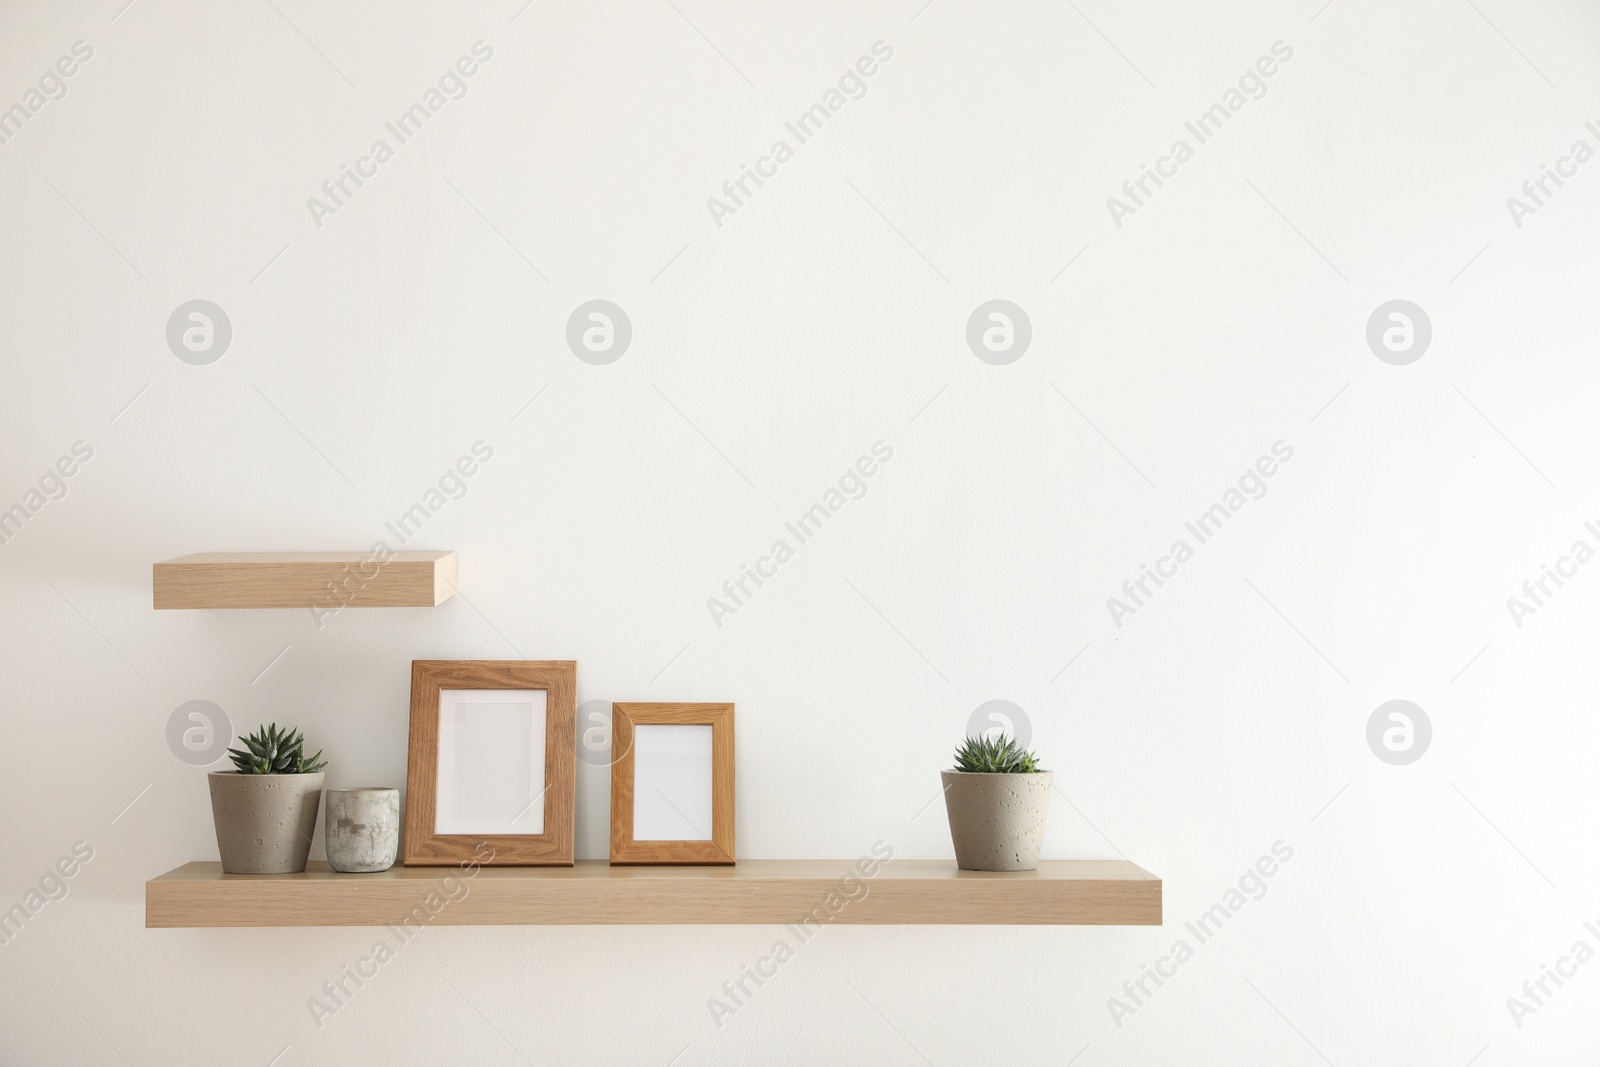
954, 733, 1042, 774
227, 723, 327, 775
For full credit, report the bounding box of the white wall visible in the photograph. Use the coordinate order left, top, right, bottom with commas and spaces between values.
2, 0, 1597, 1062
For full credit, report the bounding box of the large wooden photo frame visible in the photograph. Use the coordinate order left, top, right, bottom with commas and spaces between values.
405, 660, 576, 866
610, 702, 734, 865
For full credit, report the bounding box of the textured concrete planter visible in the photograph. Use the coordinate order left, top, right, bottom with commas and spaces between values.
324, 788, 400, 873
941, 770, 1054, 872
208, 771, 324, 874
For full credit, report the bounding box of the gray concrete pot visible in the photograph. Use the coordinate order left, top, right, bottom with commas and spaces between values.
324, 788, 400, 873
941, 769, 1054, 871
208, 771, 324, 874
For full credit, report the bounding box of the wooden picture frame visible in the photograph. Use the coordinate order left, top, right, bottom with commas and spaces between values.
404, 660, 575, 866
610, 703, 735, 865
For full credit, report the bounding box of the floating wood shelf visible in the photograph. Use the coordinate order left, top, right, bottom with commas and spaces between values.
152, 552, 455, 609
146, 860, 1161, 927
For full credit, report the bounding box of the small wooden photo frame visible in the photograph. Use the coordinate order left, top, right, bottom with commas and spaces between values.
610, 703, 734, 865
405, 660, 575, 866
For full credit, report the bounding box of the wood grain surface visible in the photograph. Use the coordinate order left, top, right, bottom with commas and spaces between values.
146, 859, 1163, 926
152, 551, 455, 608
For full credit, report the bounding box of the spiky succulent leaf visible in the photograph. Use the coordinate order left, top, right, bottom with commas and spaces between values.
228, 723, 327, 774
953, 733, 1042, 774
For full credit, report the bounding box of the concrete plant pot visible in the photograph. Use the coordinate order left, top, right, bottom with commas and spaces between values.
941, 769, 1054, 872
324, 787, 400, 873
208, 771, 324, 874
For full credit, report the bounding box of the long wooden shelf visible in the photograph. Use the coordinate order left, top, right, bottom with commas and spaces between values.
153, 552, 456, 609
146, 860, 1161, 927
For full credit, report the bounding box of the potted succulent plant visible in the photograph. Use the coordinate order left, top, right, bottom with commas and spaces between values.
208, 723, 327, 874
942, 733, 1052, 871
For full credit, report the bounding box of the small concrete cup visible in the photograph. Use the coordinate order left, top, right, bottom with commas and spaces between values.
324, 787, 400, 873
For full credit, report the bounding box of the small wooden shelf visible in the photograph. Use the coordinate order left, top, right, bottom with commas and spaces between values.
146, 860, 1161, 927
153, 552, 455, 609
